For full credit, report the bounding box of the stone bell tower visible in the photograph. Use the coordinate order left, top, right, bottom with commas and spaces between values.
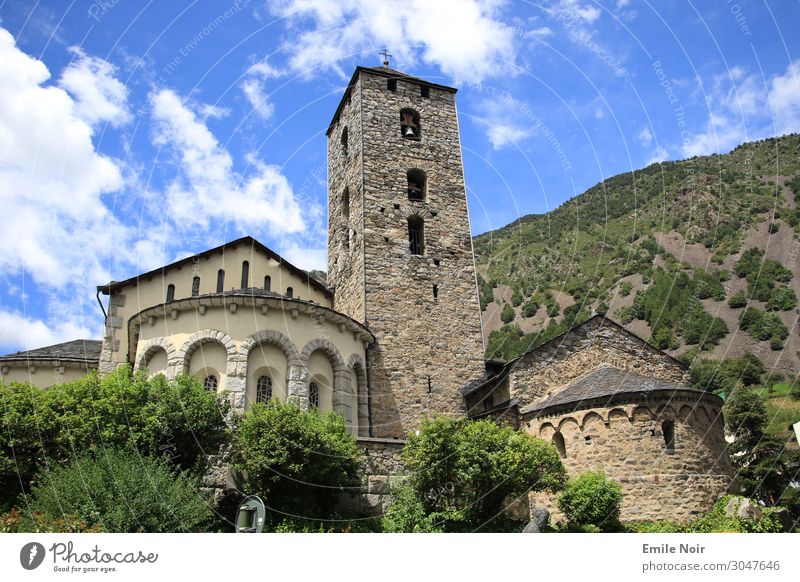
326, 65, 486, 438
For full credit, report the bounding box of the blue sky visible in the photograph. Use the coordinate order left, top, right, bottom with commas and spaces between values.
0, 0, 798, 353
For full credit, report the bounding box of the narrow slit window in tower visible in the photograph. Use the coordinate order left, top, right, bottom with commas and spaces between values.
216, 269, 225, 293
264, 275, 271, 291
408, 216, 424, 255
407, 169, 426, 201
191, 276, 200, 297
166, 284, 175, 302
341, 126, 348, 156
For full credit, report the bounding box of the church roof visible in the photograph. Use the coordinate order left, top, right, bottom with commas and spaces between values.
97, 236, 332, 299
0, 339, 102, 365
520, 365, 705, 416
326, 65, 457, 136
461, 315, 687, 398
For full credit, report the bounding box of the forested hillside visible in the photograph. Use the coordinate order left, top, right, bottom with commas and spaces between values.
474, 134, 800, 372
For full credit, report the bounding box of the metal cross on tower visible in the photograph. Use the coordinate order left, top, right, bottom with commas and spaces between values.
379, 49, 392, 68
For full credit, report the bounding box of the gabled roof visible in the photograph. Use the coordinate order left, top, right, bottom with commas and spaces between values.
520, 364, 711, 416
0, 339, 102, 365
97, 236, 332, 299
461, 315, 687, 398
326, 65, 457, 136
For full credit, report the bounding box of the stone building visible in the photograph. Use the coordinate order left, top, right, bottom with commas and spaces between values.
462, 316, 733, 522
0, 339, 100, 388
0, 66, 733, 522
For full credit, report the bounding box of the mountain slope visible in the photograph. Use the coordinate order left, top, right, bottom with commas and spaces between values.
473, 134, 800, 372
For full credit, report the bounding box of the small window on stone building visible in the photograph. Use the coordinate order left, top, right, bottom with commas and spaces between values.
584, 435, 592, 444
191, 276, 200, 297
264, 275, 271, 291
309, 382, 320, 409
166, 284, 175, 302
662, 420, 675, 451
256, 375, 272, 403
343, 187, 350, 218
407, 169, 426, 201
420, 85, 430, 98
216, 269, 225, 293
286, 287, 293, 298
241, 260, 250, 289
203, 375, 218, 392
387, 78, 397, 91
341, 127, 348, 156
552, 432, 567, 458
400, 108, 420, 139
408, 216, 424, 255
433, 284, 439, 299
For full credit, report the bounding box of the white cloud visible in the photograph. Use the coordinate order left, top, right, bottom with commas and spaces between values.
150, 88, 305, 235
280, 242, 327, 271
199, 103, 231, 119
58, 47, 131, 128
646, 146, 669, 165
241, 78, 275, 119
548, 0, 602, 24
0, 27, 127, 289
637, 126, 653, 148
683, 60, 800, 157
247, 58, 284, 79
0, 310, 94, 352
474, 96, 533, 149
270, 0, 516, 82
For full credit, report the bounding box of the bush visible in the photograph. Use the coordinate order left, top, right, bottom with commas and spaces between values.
500, 303, 516, 323
0, 367, 229, 509
233, 400, 362, 525
386, 417, 567, 532
727, 290, 747, 308
558, 471, 622, 530
522, 299, 539, 318
766, 285, 797, 311
25, 449, 212, 532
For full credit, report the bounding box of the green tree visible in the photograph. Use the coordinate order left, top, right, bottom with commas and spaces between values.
233, 400, 362, 525
522, 299, 539, 318
557, 471, 623, 531
25, 449, 212, 532
727, 290, 747, 308
501, 303, 516, 324
723, 386, 800, 508
384, 417, 567, 532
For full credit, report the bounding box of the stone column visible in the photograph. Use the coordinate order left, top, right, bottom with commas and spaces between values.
333, 369, 353, 427
287, 364, 310, 410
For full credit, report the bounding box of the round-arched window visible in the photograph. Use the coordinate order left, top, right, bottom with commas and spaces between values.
309, 382, 320, 409
256, 375, 273, 403
203, 375, 218, 392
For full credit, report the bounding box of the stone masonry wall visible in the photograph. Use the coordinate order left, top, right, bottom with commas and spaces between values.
340, 437, 407, 516
328, 69, 486, 438
526, 391, 733, 523
508, 317, 687, 411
